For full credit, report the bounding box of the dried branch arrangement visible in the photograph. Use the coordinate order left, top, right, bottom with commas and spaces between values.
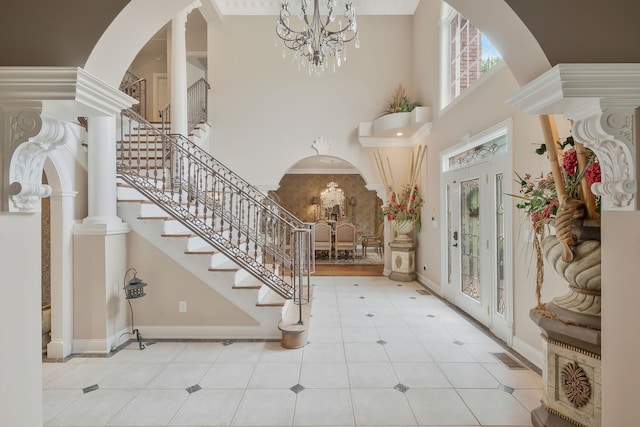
373, 145, 427, 211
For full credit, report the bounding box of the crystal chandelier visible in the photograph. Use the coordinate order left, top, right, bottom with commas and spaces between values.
276, 0, 360, 76
320, 180, 345, 210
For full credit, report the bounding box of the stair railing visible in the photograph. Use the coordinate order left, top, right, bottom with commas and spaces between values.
120, 70, 147, 119
188, 78, 210, 132
117, 109, 310, 299
159, 78, 210, 135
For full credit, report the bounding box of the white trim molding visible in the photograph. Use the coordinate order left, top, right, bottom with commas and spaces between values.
507, 63, 640, 211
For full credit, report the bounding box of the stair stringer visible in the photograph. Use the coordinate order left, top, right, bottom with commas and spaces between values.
118, 200, 286, 340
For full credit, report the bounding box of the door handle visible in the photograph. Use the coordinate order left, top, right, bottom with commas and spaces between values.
452, 243, 458, 247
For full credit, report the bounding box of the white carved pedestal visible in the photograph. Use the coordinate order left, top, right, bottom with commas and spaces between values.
389, 240, 417, 282
530, 310, 602, 427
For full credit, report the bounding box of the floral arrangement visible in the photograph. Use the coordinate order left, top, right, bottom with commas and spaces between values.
383, 83, 421, 115
373, 145, 427, 235
513, 129, 601, 309
514, 136, 601, 229
380, 184, 425, 231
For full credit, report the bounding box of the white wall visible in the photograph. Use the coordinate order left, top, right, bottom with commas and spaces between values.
601, 210, 640, 426
207, 15, 415, 189
411, 0, 566, 360
0, 213, 43, 426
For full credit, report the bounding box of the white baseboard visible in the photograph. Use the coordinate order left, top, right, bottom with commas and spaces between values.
512, 335, 543, 370
46, 339, 72, 359
417, 274, 442, 296
136, 325, 281, 341
72, 338, 111, 355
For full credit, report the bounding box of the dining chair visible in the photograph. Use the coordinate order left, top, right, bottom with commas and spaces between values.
362, 223, 384, 258
313, 221, 333, 259
334, 221, 356, 259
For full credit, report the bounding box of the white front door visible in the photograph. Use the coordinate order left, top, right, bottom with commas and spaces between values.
445, 165, 490, 326
441, 126, 512, 343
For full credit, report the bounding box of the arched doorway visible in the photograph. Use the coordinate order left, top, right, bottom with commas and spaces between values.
274, 155, 385, 275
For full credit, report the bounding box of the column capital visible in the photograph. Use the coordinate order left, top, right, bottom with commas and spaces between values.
508, 64, 640, 211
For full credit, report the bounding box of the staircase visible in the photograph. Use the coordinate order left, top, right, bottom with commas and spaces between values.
115, 107, 313, 347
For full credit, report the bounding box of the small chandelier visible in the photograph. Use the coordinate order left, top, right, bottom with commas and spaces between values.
320, 180, 345, 210
276, 0, 360, 76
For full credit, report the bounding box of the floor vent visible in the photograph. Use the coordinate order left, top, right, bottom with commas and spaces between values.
416, 289, 431, 295
490, 352, 527, 369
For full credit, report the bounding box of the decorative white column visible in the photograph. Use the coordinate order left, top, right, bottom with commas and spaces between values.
171, 10, 188, 136
83, 115, 123, 225
74, 114, 128, 353
171, 2, 200, 136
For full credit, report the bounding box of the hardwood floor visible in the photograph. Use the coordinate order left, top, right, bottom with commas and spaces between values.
312, 263, 383, 276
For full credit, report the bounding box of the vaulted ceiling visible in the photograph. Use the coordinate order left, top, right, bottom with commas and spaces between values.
1, 1, 639, 68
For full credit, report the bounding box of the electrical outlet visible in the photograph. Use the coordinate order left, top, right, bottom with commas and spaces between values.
179, 301, 187, 312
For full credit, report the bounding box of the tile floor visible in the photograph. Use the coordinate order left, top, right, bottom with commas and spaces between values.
43, 276, 541, 426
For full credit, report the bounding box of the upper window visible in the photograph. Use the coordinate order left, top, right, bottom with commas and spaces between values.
441, 6, 502, 107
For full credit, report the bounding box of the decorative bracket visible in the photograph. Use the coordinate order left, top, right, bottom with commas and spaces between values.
312, 136, 331, 155
2, 107, 70, 212
507, 64, 640, 211
571, 106, 636, 209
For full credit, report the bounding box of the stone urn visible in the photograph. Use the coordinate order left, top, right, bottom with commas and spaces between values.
391, 219, 415, 241
541, 221, 601, 329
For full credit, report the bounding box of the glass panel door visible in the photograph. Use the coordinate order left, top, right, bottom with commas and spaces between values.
496, 173, 506, 316
460, 178, 481, 301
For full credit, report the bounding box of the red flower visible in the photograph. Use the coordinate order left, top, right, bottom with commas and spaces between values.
562, 149, 578, 176
585, 162, 601, 187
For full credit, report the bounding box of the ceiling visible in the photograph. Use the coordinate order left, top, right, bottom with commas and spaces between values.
211, 0, 420, 16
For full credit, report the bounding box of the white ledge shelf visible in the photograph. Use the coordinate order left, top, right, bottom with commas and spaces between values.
358, 106, 432, 147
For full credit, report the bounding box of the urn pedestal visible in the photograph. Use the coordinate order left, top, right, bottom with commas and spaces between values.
531, 225, 601, 427
389, 220, 417, 282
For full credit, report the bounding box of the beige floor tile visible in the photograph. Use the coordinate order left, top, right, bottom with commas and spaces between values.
405, 388, 480, 426
299, 362, 350, 388
350, 389, 416, 426
108, 389, 188, 425
293, 388, 354, 425
231, 389, 296, 425
169, 389, 244, 425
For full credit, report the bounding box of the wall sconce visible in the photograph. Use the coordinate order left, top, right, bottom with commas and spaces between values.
123, 268, 147, 350
349, 197, 357, 221
311, 196, 320, 220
